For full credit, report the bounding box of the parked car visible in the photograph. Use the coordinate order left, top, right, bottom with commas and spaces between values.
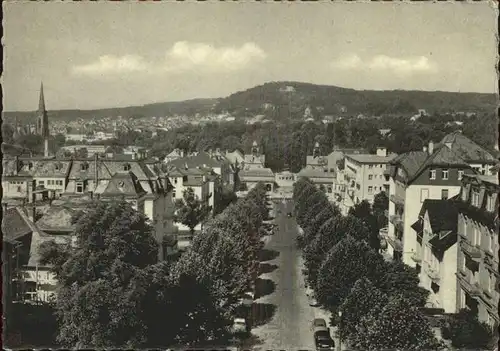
231, 317, 248, 335
305, 287, 314, 298
313, 329, 335, 351
309, 296, 319, 307
312, 318, 327, 331
239, 291, 255, 307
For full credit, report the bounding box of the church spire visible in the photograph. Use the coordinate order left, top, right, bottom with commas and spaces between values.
38, 82, 46, 113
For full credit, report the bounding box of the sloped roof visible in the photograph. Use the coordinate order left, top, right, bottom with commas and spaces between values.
28, 231, 72, 267
167, 152, 224, 170
390, 151, 429, 180
2, 207, 33, 242
345, 153, 397, 164
36, 206, 76, 232
32, 160, 72, 178
306, 155, 328, 167
419, 199, 458, 234
439, 131, 496, 163
297, 167, 335, 178
98, 172, 147, 197
239, 167, 275, 178
409, 145, 469, 183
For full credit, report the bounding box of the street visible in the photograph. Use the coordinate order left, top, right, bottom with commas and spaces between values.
246, 199, 335, 351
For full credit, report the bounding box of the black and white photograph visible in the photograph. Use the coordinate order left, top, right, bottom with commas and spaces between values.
2, 1, 499, 350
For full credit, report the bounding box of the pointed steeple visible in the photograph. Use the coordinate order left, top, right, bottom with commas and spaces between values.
38, 82, 46, 113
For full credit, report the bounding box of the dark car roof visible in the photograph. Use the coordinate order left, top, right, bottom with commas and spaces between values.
314, 330, 331, 338
313, 318, 327, 325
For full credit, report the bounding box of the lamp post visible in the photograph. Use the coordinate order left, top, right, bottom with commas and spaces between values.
337, 310, 343, 351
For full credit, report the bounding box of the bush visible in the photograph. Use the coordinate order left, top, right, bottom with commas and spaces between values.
441, 308, 494, 349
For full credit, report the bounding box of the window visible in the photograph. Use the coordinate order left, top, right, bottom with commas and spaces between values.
471, 191, 480, 207
486, 195, 495, 212
488, 273, 495, 293
368, 175, 373, 180
488, 231, 494, 252
172, 190, 176, 198
441, 189, 449, 200
461, 255, 466, 272
458, 170, 464, 180
368, 165, 373, 169
17, 186, 21, 192
80, 163, 89, 171
174, 178, 178, 184
380, 164, 383, 168
442, 169, 449, 180
48, 180, 53, 185
368, 186, 373, 194
123, 164, 131, 171
38, 180, 44, 186
76, 182, 84, 193
420, 188, 429, 202
461, 188, 467, 201
472, 226, 480, 246
429, 169, 436, 180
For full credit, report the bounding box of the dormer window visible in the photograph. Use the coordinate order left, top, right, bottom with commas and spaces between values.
80, 162, 89, 171
28, 162, 33, 170
486, 194, 495, 212
458, 170, 464, 180
441, 169, 449, 180
118, 181, 125, 188
471, 190, 480, 207
461, 189, 467, 201
429, 169, 436, 180
123, 163, 131, 171
76, 181, 84, 193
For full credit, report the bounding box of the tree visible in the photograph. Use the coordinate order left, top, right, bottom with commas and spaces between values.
213, 187, 237, 216
40, 200, 159, 348
339, 277, 388, 340
442, 308, 495, 349
372, 191, 389, 230
316, 236, 385, 308
304, 216, 371, 286
175, 187, 209, 238
374, 260, 429, 307
348, 200, 381, 250
352, 296, 443, 351
2, 122, 15, 144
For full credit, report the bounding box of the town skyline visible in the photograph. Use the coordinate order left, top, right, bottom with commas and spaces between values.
3, 2, 498, 111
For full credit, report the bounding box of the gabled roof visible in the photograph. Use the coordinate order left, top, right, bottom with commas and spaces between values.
345, 153, 397, 164
2, 207, 33, 242
409, 145, 469, 184
419, 199, 458, 234
439, 131, 496, 163
306, 155, 328, 167
167, 152, 224, 170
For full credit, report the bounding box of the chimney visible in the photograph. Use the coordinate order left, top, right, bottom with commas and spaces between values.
94, 153, 99, 190
376, 147, 387, 157
14, 156, 19, 175
428, 141, 434, 155
184, 162, 189, 170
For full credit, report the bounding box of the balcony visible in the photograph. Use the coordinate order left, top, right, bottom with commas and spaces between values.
425, 265, 441, 283
456, 273, 482, 297
386, 235, 403, 252
411, 251, 422, 263
483, 254, 496, 270
390, 194, 405, 205
460, 240, 482, 261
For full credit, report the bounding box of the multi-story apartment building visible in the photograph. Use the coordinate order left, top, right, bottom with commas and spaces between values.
386, 142, 474, 264
385, 133, 496, 267
344, 147, 396, 204
297, 142, 336, 201
411, 199, 459, 313
454, 174, 499, 328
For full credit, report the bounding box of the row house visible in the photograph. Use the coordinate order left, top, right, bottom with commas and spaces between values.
385, 132, 496, 267
454, 174, 499, 328
411, 199, 459, 313
344, 147, 396, 206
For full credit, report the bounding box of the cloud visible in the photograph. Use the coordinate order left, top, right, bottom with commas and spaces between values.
163, 41, 267, 72
72, 55, 148, 75
331, 54, 437, 75
72, 42, 266, 77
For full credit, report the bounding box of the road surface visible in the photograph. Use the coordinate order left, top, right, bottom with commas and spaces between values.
246, 200, 336, 351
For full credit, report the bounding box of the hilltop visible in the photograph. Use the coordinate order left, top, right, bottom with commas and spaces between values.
212, 81, 497, 119
3, 82, 497, 122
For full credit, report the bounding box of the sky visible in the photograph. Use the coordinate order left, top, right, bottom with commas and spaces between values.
3, 2, 498, 111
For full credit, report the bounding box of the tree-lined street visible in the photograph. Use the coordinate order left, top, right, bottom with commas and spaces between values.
247, 199, 337, 350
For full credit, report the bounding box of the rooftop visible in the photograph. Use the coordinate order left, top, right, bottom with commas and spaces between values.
239, 167, 275, 178
464, 174, 499, 186
36, 206, 77, 232
419, 199, 458, 234
2, 207, 33, 243
345, 153, 397, 164
439, 131, 496, 163
297, 167, 335, 178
